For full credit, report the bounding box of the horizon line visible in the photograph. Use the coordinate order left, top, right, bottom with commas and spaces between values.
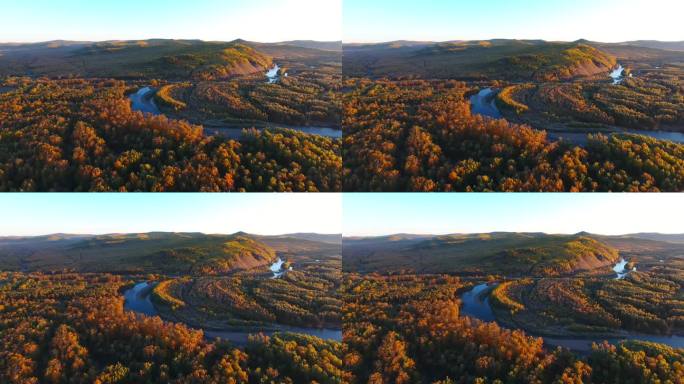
3, 37, 682, 45
0, 37, 343, 45
341, 37, 684, 45
0, 231, 342, 238
342, 231, 684, 238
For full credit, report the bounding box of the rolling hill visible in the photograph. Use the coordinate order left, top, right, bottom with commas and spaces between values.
344, 232, 626, 276
0, 39, 343, 80
0, 231, 344, 274
267, 233, 342, 244
343, 39, 684, 80
620, 40, 684, 52
0, 232, 281, 274
275, 40, 342, 51
0, 39, 274, 79
621, 233, 684, 244
0, 38, 343, 79
343, 39, 618, 80
589, 42, 684, 63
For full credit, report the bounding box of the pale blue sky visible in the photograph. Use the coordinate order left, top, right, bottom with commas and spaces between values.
0, 194, 341, 236
0, 0, 341, 43
343, 194, 684, 236
344, 0, 684, 43
2, 193, 680, 237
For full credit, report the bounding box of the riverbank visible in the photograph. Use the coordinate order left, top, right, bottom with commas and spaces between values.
128, 87, 161, 115
470, 86, 684, 145
129, 86, 342, 139
469, 88, 502, 119
123, 281, 342, 345
203, 122, 342, 139
459, 282, 684, 352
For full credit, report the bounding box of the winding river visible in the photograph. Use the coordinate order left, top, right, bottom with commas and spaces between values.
470, 87, 684, 145
128, 87, 341, 139
469, 88, 502, 119
203, 125, 342, 139
459, 282, 496, 322
269, 257, 293, 278
123, 282, 342, 344
459, 279, 684, 352
610, 64, 625, 85
613, 258, 636, 279
266, 64, 280, 84
129, 87, 161, 115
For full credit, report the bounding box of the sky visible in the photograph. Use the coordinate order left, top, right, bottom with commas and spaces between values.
0, 194, 341, 236
343, 194, 684, 237
344, 0, 684, 43
3, 193, 681, 237
0, 0, 342, 43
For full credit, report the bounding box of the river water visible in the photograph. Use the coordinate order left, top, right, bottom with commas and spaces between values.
459, 282, 496, 321
204, 125, 342, 139
469, 88, 502, 119
269, 257, 293, 279
610, 65, 625, 85
470, 87, 684, 145
459, 282, 684, 352
123, 281, 157, 316
123, 282, 342, 344
270, 258, 285, 277
266, 64, 280, 84
129, 87, 161, 115
613, 258, 636, 279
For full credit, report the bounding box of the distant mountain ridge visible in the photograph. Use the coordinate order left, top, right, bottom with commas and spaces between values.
342, 39, 684, 49
0, 38, 339, 78
622, 233, 684, 243
344, 231, 684, 241
275, 40, 341, 51
0, 38, 340, 49
343, 38, 684, 79
0, 39, 273, 79
344, 232, 684, 276
274, 233, 342, 244
0, 231, 339, 273
620, 40, 684, 51
343, 39, 619, 80
0, 231, 342, 241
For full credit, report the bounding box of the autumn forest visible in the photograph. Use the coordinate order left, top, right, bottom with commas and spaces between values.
0, 232, 347, 383
0, 40, 342, 191
2, 0, 684, 382
343, 40, 684, 191
1, 37, 684, 192
343, 231, 684, 383
2, 228, 683, 383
